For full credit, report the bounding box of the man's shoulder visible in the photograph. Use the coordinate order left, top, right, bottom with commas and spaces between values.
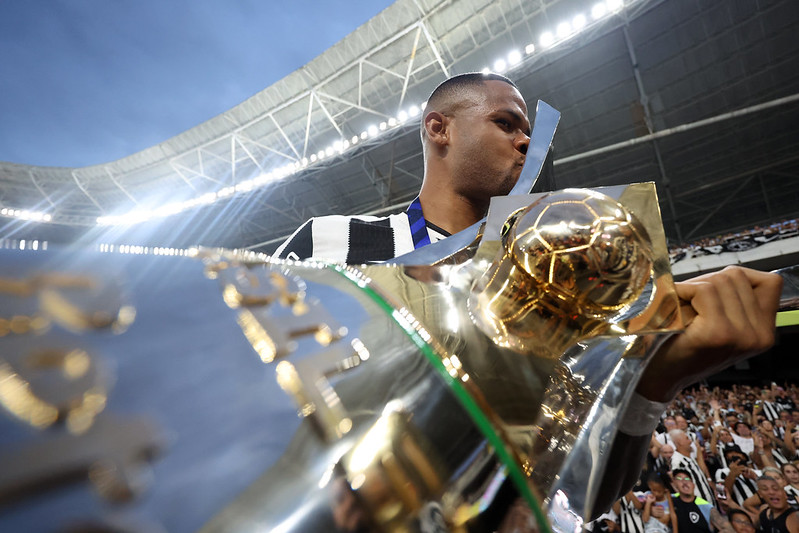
673, 450, 691, 461
694, 497, 712, 507
274, 212, 411, 263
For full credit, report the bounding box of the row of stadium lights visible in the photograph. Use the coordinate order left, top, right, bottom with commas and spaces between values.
97, 243, 188, 256
0, 239, 185, 256
0, 207, 52, 222
95, 103, 425, 226
0, 239, 47, 251
3, 0, 625, 228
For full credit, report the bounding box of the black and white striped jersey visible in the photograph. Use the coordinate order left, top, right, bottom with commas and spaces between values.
274, 212, 448, 263
672, 451, 716, 506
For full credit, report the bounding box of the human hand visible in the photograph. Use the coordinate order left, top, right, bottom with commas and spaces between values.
645, 493, 656, 504
651, 505, 665, 518
637, 267, 782, 402
743, 468, 757, 480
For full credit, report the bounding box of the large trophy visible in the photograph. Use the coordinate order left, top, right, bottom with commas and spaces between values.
0, 102, 764, 532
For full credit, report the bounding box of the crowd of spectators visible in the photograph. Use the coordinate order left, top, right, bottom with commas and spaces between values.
590, 383, 799, 533
668, 219, 799, 263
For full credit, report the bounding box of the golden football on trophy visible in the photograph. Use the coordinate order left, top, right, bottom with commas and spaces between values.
470, 189, 654, 356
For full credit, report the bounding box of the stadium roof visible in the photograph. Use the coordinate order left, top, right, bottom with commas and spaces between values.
2, 0, 798, 253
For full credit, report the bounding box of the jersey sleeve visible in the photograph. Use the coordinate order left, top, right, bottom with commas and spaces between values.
273, 219, 314, 260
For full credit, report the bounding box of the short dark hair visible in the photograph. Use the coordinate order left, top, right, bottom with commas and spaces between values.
728, 509, 753, 524
725, 448, 747, 462
420, 72, 518, 141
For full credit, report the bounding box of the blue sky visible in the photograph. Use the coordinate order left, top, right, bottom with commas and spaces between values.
0, 1, 394, 168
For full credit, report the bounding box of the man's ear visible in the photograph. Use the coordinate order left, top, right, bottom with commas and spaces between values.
424, 111, 449, 146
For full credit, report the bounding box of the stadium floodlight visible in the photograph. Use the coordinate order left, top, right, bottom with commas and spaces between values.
235, 179, 254, 192
379, 121, 387, 131
398, 110, 408, 122
573, 13, 587, 30
197, 192, 217, 205
351, 135, 359, 144
591, 1, 608, 18
368, 125, 379, 137
409, 105, 420, 117
540, 31, 555, 47
310, 154, 318, 162
481, 67, 491, 75
525, 43, 536, 55
388, 117, 397, 127
556, 21, 572, 38
607, 0, 623, 11
508, 50, 522, 65
493, 58, 508, 73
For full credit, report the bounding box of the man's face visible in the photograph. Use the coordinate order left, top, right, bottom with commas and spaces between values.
792, 411, 799, 424
730, 514, 755, 533
719, 429, 733, 443
736, 423, 751, 437
660, 444, 674, 460
675, 416, 688, 430
445, 80, 531, 204
673, 472, 695, 495
758, 478, 788, 510
663, 418, 676, 430
675, 432, 691, 449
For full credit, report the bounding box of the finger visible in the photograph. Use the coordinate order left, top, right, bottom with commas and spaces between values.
722, 266, 780, 333
689, 266, 782, 309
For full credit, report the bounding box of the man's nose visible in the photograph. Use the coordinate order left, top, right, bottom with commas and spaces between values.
516, 133, 529, 155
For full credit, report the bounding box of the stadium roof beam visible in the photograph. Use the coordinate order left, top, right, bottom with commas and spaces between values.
683, 175, 755, 242
621, 24, 681, 242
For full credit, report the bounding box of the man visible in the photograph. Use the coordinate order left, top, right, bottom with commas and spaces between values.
276, 72, 782, 509
756, 389, 784, 423
756, 475, 799, 532
671, 468, 731, 533
658, 444, 676, 474
671, 429, 716, 505
676, 414, 702, 457
728, 509, 756, 533
276, 72, 533, 264
716, 449, 761, 507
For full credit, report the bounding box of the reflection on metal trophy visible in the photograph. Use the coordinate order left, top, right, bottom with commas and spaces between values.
0, 184, 688, 532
